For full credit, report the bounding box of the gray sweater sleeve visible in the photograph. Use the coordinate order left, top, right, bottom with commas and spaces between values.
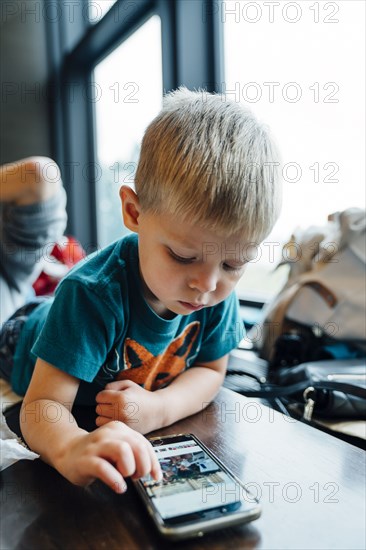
0, 187, 67, 324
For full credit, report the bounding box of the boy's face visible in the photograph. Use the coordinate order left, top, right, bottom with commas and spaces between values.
134, 210, 250, 319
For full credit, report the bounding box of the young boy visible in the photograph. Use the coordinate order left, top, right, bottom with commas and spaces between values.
2, 88, 282, 494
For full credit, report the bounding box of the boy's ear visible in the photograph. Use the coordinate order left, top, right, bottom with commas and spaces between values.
120, 185, 141, 232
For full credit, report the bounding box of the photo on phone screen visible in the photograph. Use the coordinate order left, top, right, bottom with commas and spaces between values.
134, 434, 261, 540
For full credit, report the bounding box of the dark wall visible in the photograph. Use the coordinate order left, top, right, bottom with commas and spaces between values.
0, 0, 51, 165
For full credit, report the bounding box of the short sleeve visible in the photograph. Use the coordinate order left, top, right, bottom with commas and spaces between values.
196, 292, 244, 363
31, 279, 120, 382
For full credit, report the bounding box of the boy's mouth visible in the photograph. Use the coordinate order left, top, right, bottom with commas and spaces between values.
178, 301, 206, 311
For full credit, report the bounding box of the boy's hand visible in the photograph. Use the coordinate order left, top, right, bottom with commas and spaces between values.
57, 421, 161, 493
95, 380, 164, 434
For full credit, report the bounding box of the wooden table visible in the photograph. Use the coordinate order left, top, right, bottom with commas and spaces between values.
1, 388, 365, 549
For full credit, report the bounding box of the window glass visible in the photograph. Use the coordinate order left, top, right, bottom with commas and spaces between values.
93, 15, 163, 247
88, 0, 118, 24
223, 0, 365, 301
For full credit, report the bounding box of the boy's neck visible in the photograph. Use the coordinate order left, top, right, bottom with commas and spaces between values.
138, 266, 176, 320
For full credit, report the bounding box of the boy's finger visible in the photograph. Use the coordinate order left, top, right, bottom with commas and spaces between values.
146, 440, 162, 481
96, 403, 116, 418
95, 389, 113, 403
95, 389, 123, 403
150, 459, 163, 482
88, 456, 128, 494
98, 439, 137, 479
113, 432, 158, 480
114, 441, 138, 478
95, 415, 112, 427
104, 380, 137, 391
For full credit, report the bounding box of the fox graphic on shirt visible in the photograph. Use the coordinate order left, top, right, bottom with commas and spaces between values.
116, 321, 201, 391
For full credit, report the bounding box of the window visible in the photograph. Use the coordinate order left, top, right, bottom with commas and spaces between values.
93, 15, 163, 247
51, 1, 217, 252
223, 0, 365, 301
88, 0, 118, 24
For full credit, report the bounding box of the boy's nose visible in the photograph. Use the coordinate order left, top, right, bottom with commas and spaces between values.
188, 270, 217, 294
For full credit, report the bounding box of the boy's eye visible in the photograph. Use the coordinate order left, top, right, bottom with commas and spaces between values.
169, 249, 195, 264
223, 263, 245, 273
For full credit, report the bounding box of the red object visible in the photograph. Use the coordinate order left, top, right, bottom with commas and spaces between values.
32, 236, 86, 296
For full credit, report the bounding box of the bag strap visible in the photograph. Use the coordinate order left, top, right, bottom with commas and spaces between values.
236, 379, 366, 399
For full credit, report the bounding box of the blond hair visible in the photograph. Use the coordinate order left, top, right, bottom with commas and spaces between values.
135, 87, 282, 243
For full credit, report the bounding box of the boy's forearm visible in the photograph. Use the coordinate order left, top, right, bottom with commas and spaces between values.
20, 399, 87, 471
156, 366, 225, 427
21, 397, 163, 491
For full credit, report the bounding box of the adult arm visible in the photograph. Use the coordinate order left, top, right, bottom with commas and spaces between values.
0, 156, 62, 205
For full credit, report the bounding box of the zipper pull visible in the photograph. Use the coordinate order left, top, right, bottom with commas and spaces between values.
303, 387, 316, 422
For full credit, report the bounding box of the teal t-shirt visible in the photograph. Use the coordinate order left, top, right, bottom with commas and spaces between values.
12, 234, 243, 405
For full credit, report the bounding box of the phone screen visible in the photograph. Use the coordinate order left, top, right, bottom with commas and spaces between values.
140, 435, 245, 521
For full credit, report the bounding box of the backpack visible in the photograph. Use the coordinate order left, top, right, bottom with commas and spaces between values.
251, 208, 366, 369
231, 209, 366, 431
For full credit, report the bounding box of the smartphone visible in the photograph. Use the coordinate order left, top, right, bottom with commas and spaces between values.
133, 433, 261, 540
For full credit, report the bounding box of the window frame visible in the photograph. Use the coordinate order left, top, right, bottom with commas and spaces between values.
46, 0, 223, 250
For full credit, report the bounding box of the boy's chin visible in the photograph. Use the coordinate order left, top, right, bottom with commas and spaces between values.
159, 302, 193, 318
154, 300, 209, 318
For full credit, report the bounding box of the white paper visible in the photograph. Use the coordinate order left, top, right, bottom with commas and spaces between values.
0, 378, 39, 470
0, 409, 39, 470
